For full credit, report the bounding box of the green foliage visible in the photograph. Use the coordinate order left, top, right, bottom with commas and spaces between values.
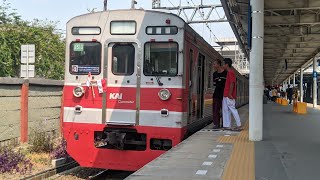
0, 0, 65, 79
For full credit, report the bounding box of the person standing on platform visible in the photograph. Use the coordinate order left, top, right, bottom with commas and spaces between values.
269, 88, 273, 101
286, 85, 293, 105
212, 59, 227, 129
271, 88, 277, 102
222, 58, 242, 131
293, 86, 299, 104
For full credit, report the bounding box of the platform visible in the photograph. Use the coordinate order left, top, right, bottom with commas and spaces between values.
256, 103, 320, 180
126, 102, 320, 180
126, 105, 249, 180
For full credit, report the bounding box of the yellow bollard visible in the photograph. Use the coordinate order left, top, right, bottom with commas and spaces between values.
281, 99, 288, 106
296, 102, 307, 114
293, 102, 307, 114
293, 102, 298, 113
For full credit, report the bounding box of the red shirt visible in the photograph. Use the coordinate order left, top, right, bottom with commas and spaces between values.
223, 69, 237, 98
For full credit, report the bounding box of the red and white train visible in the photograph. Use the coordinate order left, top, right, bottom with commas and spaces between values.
63, 9, 249, 171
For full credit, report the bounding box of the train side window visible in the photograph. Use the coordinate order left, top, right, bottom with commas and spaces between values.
112, 44, 135, 75
207, 61, 213, 89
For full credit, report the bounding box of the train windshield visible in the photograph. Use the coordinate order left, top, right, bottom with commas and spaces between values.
144, 42, 178, 76
69, 42, 101, 75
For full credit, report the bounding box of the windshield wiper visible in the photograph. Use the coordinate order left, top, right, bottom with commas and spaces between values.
155, 76, 163, 86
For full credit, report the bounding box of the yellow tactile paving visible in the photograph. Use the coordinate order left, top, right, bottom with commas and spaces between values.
218, 121, 255, 180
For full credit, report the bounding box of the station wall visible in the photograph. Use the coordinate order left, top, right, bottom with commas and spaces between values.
0, 78, 63, 145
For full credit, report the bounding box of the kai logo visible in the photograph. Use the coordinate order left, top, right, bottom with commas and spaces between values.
109, 93, 123, 100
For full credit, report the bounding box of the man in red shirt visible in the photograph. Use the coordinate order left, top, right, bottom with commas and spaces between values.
222, 58, 242, 130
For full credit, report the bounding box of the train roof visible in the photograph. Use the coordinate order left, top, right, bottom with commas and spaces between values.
67, 9, 226, 65
67, 9, 184, 24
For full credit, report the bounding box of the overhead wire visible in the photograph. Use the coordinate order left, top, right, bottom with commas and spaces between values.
186, 0, 226, 48
167, 0, 190, 21
165, 0, 231, 50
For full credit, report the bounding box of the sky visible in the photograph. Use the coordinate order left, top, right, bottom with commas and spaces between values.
8, 0, 235, 45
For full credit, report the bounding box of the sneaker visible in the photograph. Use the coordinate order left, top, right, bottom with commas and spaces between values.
222, 127, 232, 131
232, 126, 243, 131
213, 125, 220, 129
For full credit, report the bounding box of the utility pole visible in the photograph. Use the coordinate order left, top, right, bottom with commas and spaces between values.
131, 0, 137, 9
104, 0, 107, 11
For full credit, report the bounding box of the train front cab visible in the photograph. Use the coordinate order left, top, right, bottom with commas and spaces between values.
63, 10, 189, 171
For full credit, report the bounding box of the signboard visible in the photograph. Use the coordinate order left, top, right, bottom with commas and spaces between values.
20, 65, 35, 78
21, 44, 35, 78
21, 44, 35, 64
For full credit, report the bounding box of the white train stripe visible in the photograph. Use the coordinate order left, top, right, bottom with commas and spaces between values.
106, 109, 136, 125
64, 107, 103, 124
139, 110, 187, 128
64, 82, 184, 89
63, 107, 187, 128
140, 85, 185, 88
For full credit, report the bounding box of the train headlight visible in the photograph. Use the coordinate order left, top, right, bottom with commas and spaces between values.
73, 86, 85, 97
158, 89, 171, 101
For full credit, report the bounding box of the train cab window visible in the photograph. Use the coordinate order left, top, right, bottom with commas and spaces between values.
110, 21, 136, 35
69, 42, 101, 75
144, 42, 178, 76
146, 26, 178, 35
72, 27, 101, 35
112, 44, 135, 75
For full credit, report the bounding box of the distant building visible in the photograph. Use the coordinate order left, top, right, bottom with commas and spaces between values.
214, 38, 249, 75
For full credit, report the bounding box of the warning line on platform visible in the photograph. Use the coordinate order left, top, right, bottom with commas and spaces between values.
218, 121, 255, 180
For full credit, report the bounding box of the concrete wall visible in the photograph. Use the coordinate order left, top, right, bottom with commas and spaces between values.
0, 78, 63, 143
0, 84, 21, 142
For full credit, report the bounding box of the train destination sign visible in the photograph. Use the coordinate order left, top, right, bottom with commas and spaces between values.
73, 43, 84, 51
71, 65, 99, 73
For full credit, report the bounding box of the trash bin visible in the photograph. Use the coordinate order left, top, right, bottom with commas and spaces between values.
263, 95, 267, 104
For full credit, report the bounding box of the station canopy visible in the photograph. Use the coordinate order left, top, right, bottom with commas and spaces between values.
221, 0, 320, 85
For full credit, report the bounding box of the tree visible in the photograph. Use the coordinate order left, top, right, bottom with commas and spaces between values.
0, 0, 65, 79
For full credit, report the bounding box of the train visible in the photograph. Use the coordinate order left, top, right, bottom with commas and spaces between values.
62, 9, 249, 171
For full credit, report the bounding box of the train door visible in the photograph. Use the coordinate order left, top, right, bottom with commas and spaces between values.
103, 42, 139, 125
236, 79, 240, 106
197, 53, 205, 118
188, 49, 194, 124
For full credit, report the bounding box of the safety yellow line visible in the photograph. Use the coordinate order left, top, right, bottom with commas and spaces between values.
218, 121, 255, 180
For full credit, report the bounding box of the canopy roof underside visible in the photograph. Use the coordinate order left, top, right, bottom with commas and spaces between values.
221, 0, 320, 85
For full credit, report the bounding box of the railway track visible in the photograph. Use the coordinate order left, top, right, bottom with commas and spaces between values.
88, 170, 109, 179
21, 161, 79, 180
89, 170, 133, 180
46, 166, 133, 180
20, 157, 133, 180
